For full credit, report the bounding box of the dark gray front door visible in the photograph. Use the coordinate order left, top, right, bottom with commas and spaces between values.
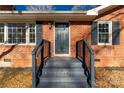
55, 23, 69, 55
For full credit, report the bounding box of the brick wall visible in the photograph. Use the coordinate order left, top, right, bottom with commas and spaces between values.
1, 6, 124, 68
0, 45, 34, 67
42, 6, 124, 67
0, 5, 14, 11
92, 6, 124, 67
70, 21, 91, 57
42, 21, 91, 57
42, 21, 54, 57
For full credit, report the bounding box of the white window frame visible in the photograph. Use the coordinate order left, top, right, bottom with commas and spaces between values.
97, 21, 112, 45
0, 23, 5, 44
28, 24, 37, 44
4, 23, 8, 44
0, 22, 36, 45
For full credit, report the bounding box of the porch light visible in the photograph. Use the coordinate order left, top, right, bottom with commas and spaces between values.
48, 21, 53, 29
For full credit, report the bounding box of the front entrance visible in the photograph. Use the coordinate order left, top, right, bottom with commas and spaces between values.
55, 23, 69, 56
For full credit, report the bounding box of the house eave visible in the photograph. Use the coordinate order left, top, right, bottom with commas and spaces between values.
0, 11, 87, 14
0, 5, 120, 21
0, 11, 96, 21
87, 5, 120, 15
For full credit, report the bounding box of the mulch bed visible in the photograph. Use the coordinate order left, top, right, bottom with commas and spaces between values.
95, 67, 124, 88
0, 67, 124, 88
0, 68, 32, 88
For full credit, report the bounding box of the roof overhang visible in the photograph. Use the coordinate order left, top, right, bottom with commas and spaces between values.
0, 11, 96, 21
0, 5, 120, 21
87, 5, 119, 15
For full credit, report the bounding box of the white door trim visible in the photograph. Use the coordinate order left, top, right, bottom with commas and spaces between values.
53, 22, 70, 57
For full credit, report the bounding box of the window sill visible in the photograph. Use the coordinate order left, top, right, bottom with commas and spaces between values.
98, 43, 112, 46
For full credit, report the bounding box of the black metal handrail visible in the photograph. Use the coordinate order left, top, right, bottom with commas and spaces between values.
76, 39, 95, 87
32, 39, 51, 88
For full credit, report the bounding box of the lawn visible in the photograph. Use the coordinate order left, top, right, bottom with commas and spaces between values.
0, 68, 32, 88
95, 67, 124, 88
0, 67, 124, 88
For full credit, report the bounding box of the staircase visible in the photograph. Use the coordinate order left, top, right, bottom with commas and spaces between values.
32, 39, 94, 88
37, 57, 89, 88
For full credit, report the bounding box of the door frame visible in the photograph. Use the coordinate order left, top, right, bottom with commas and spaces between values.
53, 21, 70, 56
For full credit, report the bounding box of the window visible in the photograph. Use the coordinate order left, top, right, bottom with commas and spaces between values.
29, 24, 35, 43
0, 24, 4, 43
0, 23, 36, 44
8, 23, 26, 44
97, 21, 112, 45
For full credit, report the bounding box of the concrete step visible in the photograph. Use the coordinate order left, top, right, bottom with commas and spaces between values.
46, 57, 82, 63
44, 62, 82, 68
39, 77, 87, 83
37, 82, 89, 88
42, 68, 85, 78
42, 71, 85, 77
42, 67, 84, 73
48, 57, 80, 62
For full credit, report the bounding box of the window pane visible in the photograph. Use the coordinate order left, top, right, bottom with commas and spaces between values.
8, 23, 26, 44
29, 24, 35, 43
98, 23, 109, 43
0, 24, 4, 43
104, 34, 109, 43
99, 34, 109, 43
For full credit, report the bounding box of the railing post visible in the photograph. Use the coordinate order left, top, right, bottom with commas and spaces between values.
83, 41, 85, 64
76, 42, 78, 58
90, 53, 95, 88
82, 41, 86, 69
41, 41, 44, 68
49, 42, 51, 57
32, 50, 36, 88
83, 40, 88, 78
76, 39, 95, 88
32, 40, 51, 88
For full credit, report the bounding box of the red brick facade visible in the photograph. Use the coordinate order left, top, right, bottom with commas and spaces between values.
0, 45, 34, 67
42, 6, 124, 67
0, 6, 124, 67
70, 21, 91, 57
92, 6, 124, 67
0, 5, 14, 10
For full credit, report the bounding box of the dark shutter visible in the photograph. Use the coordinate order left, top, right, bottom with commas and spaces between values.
91, 21, 97, 45
112, 21, 120, 45
36, 21, 42, 45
